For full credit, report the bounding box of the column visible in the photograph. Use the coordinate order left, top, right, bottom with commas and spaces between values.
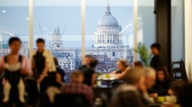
29, 0, 34, 61
156, 0, 171, 71
184, 0, 192, 80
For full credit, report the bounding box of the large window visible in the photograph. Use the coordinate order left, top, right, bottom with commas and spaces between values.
85, 0, 134, 73
0, 0, 154, 73
0, 1, 29, 56
34, 1, 81, 72
2, 0, 181, 74
171, 0, 184, 61
138, 0, 155, 48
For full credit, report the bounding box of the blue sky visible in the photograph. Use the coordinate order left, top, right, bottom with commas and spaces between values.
0, 6, 133, 47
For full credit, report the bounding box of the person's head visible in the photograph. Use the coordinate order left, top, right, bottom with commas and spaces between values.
70, 71, 84, 83
36, 38, 45, 52
133, 61, 143, 68
117, 59, 129, 71
124, 67, 145, 90
144, 67, 156, 89
151, 43, 160, 55
8, 37, 22, 54
89, 57, 98, 68
53, 57, 59, 66
84, 55, 92, 66
157, 67, 169, 82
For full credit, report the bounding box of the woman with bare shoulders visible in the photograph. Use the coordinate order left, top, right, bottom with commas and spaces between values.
111, 59, 130, 80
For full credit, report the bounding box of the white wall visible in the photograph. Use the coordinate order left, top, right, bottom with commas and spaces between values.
184, 0, 192, 81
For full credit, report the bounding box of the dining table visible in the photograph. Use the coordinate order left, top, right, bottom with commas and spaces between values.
96, 73, 123, 88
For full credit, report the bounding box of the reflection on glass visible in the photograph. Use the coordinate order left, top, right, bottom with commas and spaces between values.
138, 0, 155, 48
171, 0, 184, 61
0, 3, 29, 57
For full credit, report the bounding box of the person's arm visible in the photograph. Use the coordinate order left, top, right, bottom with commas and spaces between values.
0, 57, 4, 74
116, 70, 127, 80
110, 71, 117, 74
60, 84, 66, 93
20, 56, 33, 76
56, 72, 64, 86
37, 61, 48, 84
31, 56, 35, 69
91, 73, 97, 87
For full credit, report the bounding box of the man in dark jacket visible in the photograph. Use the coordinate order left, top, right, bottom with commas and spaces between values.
150, 43, 163, 70
81, 57, 98, 87
78, 55, 92, 70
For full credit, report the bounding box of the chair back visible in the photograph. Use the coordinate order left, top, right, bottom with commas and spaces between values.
54, 94, 88, 107
171, 60, 188, 84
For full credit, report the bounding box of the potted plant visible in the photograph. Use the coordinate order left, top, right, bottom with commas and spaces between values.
134, 43, 152, 66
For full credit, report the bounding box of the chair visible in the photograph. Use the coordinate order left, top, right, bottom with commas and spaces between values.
93, 87, 112, 99
54, 94, 88, 107
25, 78, 38, 106
171, 60, 188, 84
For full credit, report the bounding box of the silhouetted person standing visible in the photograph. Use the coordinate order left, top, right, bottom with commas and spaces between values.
32, 38, 56, 107
150, 43, 163, 70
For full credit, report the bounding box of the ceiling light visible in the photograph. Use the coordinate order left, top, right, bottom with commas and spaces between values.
2, 10, 6, 13
26, 17, 29, 20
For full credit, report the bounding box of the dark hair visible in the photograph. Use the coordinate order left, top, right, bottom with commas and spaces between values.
8, 37, 21, 46
36, 38, 45, 44
157, 66, 169, 81
151, 43, 161, 50
53, 57, 59, 66
85, 54, 92, 58
133, 61, 143, 68
89, 57, 98, 68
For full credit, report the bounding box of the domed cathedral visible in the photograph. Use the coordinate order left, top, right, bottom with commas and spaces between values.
94, 1, 123, 48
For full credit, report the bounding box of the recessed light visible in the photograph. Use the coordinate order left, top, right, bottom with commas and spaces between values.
26, 17, 29, 20
2, 10, 6, 13
44, 28, 47, 30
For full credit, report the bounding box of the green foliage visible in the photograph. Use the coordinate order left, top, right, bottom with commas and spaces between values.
134, 43, 152, 66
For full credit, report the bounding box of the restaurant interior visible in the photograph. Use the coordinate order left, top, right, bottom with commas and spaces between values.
0, 0, 192, 107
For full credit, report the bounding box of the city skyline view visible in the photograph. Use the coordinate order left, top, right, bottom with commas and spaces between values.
0, 2, 134, 72
0, 5, 134, 48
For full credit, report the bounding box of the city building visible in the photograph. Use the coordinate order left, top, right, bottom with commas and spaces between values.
0, 1, 133, 73
50, 1, 133, 72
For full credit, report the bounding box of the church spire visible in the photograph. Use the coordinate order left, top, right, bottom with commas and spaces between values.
105, 0, 111, 15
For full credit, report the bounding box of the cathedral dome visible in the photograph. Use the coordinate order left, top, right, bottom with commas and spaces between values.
97, 15, 119, 27
97, 2, 119, 27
